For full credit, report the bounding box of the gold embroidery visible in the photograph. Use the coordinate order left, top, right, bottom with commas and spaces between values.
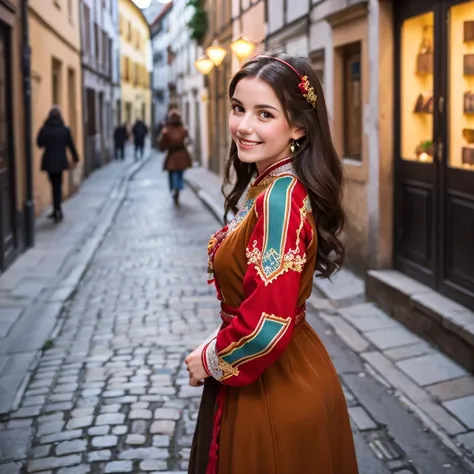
246, 240, 306, 284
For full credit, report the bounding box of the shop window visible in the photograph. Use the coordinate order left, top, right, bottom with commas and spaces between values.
400, 12, 434, 163
341, 41, 362, 161
52, 57, 62, 106
449, 1, 474, 171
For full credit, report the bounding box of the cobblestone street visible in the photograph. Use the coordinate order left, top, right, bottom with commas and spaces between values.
1, 156, 218, 473
0, 155, 472, 474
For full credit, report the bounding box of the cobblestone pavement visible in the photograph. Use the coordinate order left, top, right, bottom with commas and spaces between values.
0, 156, 218, 473
0, 156, 472, 474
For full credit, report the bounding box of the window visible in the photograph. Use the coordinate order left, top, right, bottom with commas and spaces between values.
400, 12, 434, 163
95, 25, 100, 62
449, 1, 474, 171
68, 68, 77, 140
52, 57, 62, 106
83, 5, 91, 55
102, 31, 108, 68
68, 0, 73, 21
341, 41, 362, 161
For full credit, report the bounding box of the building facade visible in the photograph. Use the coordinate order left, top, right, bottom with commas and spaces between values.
0, 0, 29, 273
150, 3, 172, 145
118, 0, 151, 129
169, 0, 209, 167
80, 0, 119, 177
29, 0, 84, 215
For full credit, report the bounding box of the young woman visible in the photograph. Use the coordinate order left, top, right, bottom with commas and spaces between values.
185, 53, 358, 474
36, 106, 79, 222
157, 109, 192, 205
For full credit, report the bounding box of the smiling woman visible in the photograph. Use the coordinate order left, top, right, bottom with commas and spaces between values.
186, 53, 358, 474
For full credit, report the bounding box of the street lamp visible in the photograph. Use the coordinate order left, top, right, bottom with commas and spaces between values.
206, 40, 227, 67
195, 55, 215, 75
230, 35, 256, 61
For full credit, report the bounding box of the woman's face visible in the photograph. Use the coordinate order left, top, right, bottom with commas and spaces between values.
228, 77, 303, 173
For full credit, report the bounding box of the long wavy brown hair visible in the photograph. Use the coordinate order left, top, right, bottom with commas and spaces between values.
222, 52, 346, 279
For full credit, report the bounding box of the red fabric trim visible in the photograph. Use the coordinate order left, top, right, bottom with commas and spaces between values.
206, 385, 227, 474
253, 157, 293, 185
201, 340, 213, 378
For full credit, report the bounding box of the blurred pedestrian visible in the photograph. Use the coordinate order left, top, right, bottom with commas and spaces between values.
157, 110, 192, 205
185, 53, 358, 474
114, 122, 128, 160
132, 118, 148, 160
36, 106, 79, 223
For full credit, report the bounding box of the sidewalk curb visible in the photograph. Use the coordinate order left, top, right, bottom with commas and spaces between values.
184, 174, 225, 226
2, 153, 152, 416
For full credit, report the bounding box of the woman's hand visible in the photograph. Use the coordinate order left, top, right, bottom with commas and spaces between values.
185, 345, 209, 387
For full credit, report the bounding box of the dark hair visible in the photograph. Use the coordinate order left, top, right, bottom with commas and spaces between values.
167, 111, 183, 127
222, 52, 346, 279
47, 106, 64, 123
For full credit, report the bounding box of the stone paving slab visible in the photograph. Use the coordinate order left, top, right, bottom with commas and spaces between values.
396, 353, 468, 387
0, 145, 153, 415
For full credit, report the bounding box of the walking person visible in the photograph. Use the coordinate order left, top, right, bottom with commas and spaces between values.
185, 52, 359, 474
36, 106, 79, 223
157, 110, 192, 205
132, 118, 148, 160
113, 122, 128, 160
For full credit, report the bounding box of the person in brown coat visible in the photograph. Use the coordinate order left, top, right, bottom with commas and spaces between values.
157, 110, 192, 204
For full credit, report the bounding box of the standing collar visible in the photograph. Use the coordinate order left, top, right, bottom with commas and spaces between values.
253, 157, 293, 186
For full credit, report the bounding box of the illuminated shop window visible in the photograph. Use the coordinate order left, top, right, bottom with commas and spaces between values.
450, 1, 474, 171
400, 12, 434, 163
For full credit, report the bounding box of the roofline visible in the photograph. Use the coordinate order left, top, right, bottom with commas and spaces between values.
150, 2, 173, 28
123, 0, 151, 35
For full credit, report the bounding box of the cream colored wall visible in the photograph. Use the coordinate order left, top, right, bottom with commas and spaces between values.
119, 0, 151, 127
28, 0, 84, 216
332, 14, 370, 270
231, 1, 266, 75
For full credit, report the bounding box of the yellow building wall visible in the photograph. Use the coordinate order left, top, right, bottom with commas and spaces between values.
118, 0, 151, 128
28, 0, 84, 215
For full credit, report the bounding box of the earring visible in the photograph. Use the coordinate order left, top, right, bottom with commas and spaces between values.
290, 139, 299, 154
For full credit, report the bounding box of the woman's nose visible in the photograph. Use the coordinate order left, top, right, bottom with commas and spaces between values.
237, 114, 254, 135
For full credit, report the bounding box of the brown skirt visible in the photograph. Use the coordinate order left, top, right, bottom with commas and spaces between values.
188, 321, 359, 474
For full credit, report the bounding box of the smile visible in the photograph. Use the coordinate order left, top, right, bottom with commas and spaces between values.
238, 138, 263, 147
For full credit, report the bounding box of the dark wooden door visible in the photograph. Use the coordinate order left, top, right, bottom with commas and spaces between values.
394, 0, 474, 310
0, 23, 15, 273
438, 0, 474, 309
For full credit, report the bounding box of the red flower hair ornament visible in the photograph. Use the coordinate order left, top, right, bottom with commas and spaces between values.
257, 55, 318, 108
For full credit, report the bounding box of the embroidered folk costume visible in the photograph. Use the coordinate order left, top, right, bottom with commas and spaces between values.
188, 157, 359, 474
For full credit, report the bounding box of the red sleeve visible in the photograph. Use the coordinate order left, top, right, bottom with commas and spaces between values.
201, 176, 313, 387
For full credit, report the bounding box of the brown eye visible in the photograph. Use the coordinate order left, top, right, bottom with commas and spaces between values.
259, 111, 273, 119
231, 104, 244, 114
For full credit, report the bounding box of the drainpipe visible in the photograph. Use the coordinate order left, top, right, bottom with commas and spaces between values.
21, 0, 34, 247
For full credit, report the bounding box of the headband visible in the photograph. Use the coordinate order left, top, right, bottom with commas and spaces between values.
257, 55, 317, 108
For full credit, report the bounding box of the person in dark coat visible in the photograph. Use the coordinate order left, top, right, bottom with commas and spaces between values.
114, 123, 128, 160
36, 106, 79, 222
157, 110, 192, 205
132, 119, 148, 161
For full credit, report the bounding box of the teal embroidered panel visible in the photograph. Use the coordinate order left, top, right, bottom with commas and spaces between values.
221, 314, 290, 366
